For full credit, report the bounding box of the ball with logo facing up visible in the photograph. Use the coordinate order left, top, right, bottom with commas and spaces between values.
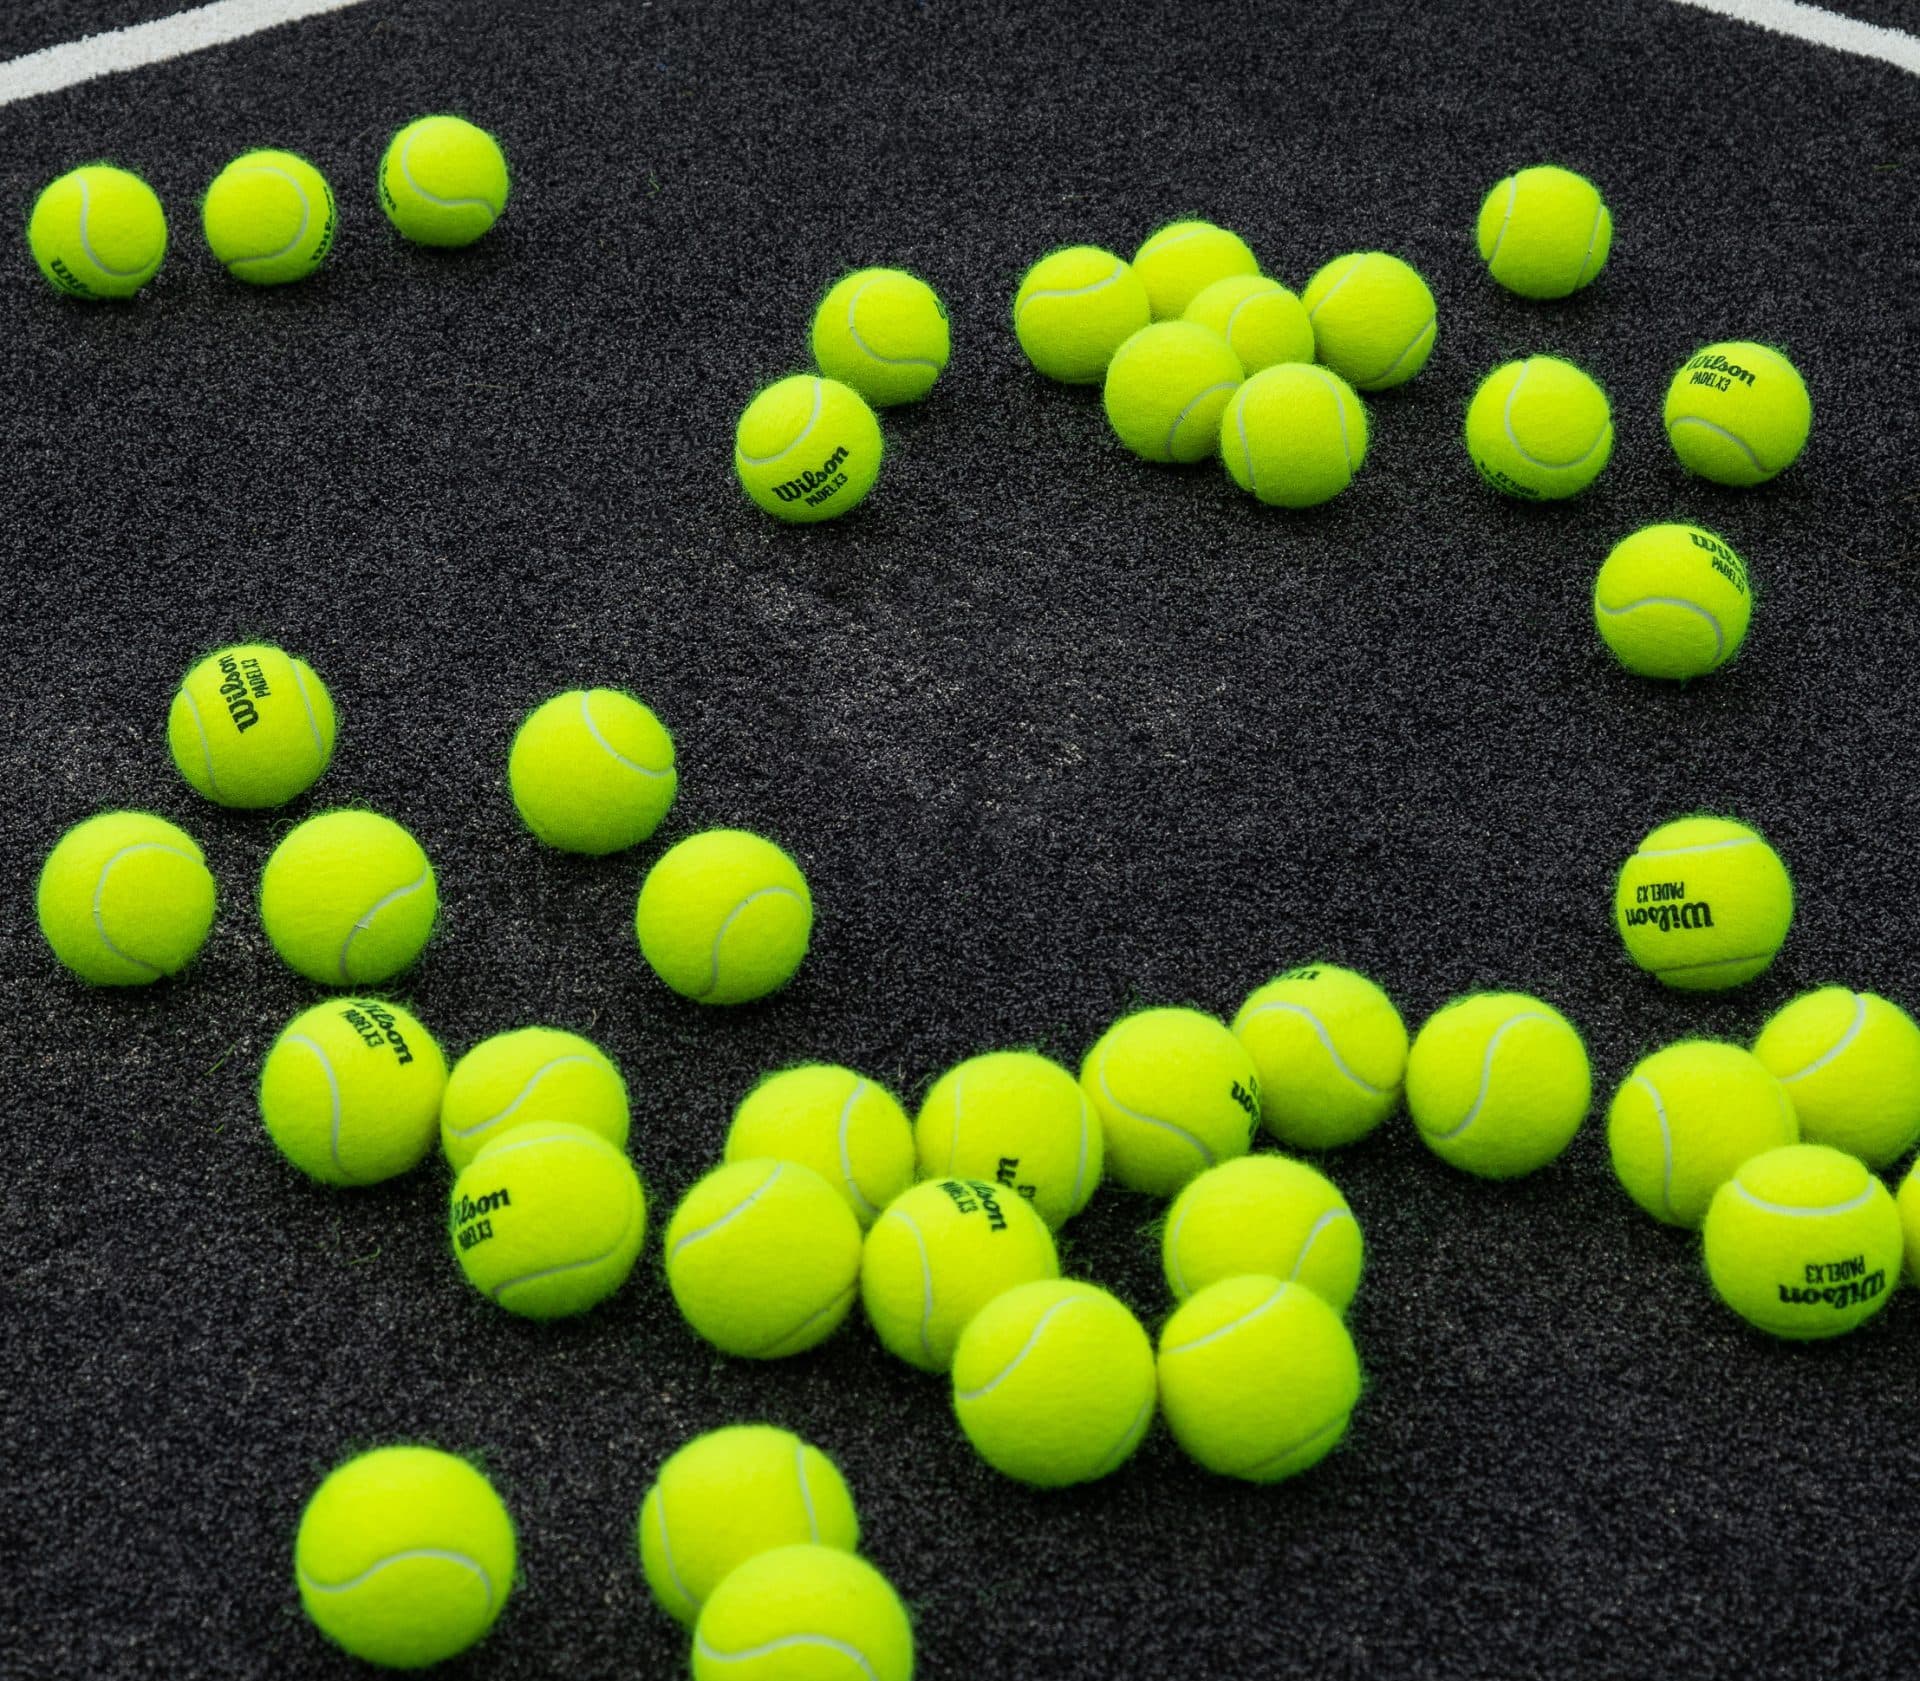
1614, 815, 1793, 992
733, 375, 882, 523
1664, 340, 1811, 486
169, 642, 336, 808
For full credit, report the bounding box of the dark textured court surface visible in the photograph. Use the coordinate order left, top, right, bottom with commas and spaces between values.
4, 2, 1919, 1676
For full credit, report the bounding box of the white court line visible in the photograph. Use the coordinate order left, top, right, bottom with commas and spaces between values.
1670, 0, 1920, 74
0, 0, 377, 107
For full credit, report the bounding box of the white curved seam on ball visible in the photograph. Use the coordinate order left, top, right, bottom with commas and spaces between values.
649, 1494, 696, 1615
489, 1145, 642, 1300
1069, 1094, 1094, 1211
580, 690, 669, 779
286, 1033, 347, 1179
91, 843, 188, 974
694, 1633, 880, 1678
1636, 835, 1759, 861
1164, 1198, 1195, 1298
699, 886, 804, 998
453, 1054, 601, 1141
1729, 1181, 1876, 1219
1309, 368, 1357, 474
1433, 1012, 1547, 1142
1233, 393, 1258, 497
1628, 1075, 1679, 1222
1161, 1279, 1287, 1357
291, 661, 327, 757
846, 278, 937, 373
1502, 365, 1608, 471
75, 174, 148, 278
902, 1211, 937, 1366
758, 1283, 855, 1357
1574, 200, 1606, 290
1092, 1391, 1155, 1478
399, 133, 501, 215
1667, 415, 1767, 476
1305, 259, 1360, 323
1776, 995, 1868, 1085
838, 1079, 879, 1219
670, 1161, 783, 1260
178, 685, 222, 798
1240, 1407, 1350, 1479
1239, 1000, 1388, 1095
1161, 380, 1237, 461
1139, 225, 1207, 264
1016, 261, 1127, 322
1372, 313, 1435, 386
1483, 177, 1516, 269
794, 1440, 823, 1542
298, 1550, 494, 1607
1096, 1057, 1216, 1173
736, 379, 824, 468
230, 165, 312, 267
955, 1297, 1076, 1400
1291, 1208, 1356, 1282
1653, 951, 1770, 977
1222, 285, 1269, 351
1594, 595, 1725, 662
336, 869, 430, 983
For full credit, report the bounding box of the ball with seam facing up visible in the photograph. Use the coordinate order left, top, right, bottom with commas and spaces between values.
1613, 814, 1793, 991
439, 1025, 629, 1173
1102, 321, 1243, 463
259, 809, 438, 986
1465, 355, 1613, 500
379, 114, 508, 248
202, 148, 336, 285
1162, 1155, 1363, 1312
1593, 524, 1752, 680
1231, 964, 1407, 1149
168, 642, 336, 809
1219, 362, 1368, 508
1183, 274, 1314, 373
733, 374, 882, 522
28, 163, 166, 299
692, 1545, 913, 1681
1131, 219, 1259, 319
811, 267, 949, 406
1753, 988, 1920, 1168
508, 687, 676, 855
1664, 340, 1811, 486
36, 811, 216, 985
1301, 251, 1436, 389
914, 1049, 1101, 1230
1476, 164, 1612, 298
726, 1063, 915, 1227
635, 828, 812, 1005
1011, 245, 1150, 383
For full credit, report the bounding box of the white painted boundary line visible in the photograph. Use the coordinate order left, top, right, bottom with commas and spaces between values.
0, 0, 378, 108
1670, 0, 1920, 75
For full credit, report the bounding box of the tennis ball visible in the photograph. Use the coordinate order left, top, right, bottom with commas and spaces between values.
379, 114, 508, 248
1665, 341, 1811, 486
1614, 814, 1793, 991
1011, 245, 1150, 383
295, 1445, 515, 1669
861, 1176, 1059, 1372
1465, 356, 1614, 500
1899, 1162, 1920, 1286
637, 1426, 859, 1627
27, 164, 166, 299
1219, 362, 1368, 508
665, 1159, 862, 1358
1754, 989, 1920, 1168
1156, 1275, 1360, 1483
1231, 964, 1407, 1150
202, 149, 335, 285
259, 810, 437, 986
1475, 165, 1611, 299
507, 688, 676, 855
733, 374, 882, 523
634, 828, 812, 1005
1163, 1156, 1363, 1312
1703, 1143, 1901, 1339
168, 642, 336, 808
440, 1026, 630, 1173
1102, 322, 1243, 463
1302, 252, 1436, 390
1132, 220, 1259, 319
450, 1119, 646, 1318
811, 268, 949, 406
693, 1545, 913, 1681
1406, 992, 1591, 1178
914, 1050, 1101, 1229
1079, 1007, 1260, 1196
36, 811, 215, 985
1593, 524, 1752, 680
1606, 1041, 1799, 1227
261, 998, 449, 1185
1183, 275, 1314, 374
951, 1279, 1155, 1486
725, 1063, 914, 1227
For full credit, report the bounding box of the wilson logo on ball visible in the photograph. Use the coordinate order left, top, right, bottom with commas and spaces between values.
1779, 1254, 1885, 1313
338, 1001, 419, 1066
773, 447, 852, 505
452, 1188, 511, 1247
215, 650, 271, 733
1621, 897, 1716, 934
1681, 350, 1758, 388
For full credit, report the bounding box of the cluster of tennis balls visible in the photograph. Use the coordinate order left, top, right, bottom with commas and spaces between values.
730, 267, 951, 522
24, 113, 508, 298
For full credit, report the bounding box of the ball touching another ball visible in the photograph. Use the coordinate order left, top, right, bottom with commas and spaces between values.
1102, 321, 1244, 464
635, 828, 812, 1005
259, 809, 438, 986
726, 1063, 915, 1227
1664, 340, 1811, 487
1465, 356, 1614, 500
1131, 219, 1260, 319
1163, 1155, 1364, 1313
202, 148, 336, 285
1219, 362, 1368, 509
914, 1049, 1101, 1230
379, 114, 509, 248
37, 811, 216, 985
439, 1025, 630, 1172
1012, 245, 1151, 384
811, 267, 950, 406
169, 642, 336, 809
1476, 164, 1612, 299
733, 374, 883, 523
1753, 988, 1920, 1168
1302, 251, 1436, 390
693, 1545, 914, 1681
1614, 814, 1793, 992
1183, 275, 1314, 374
28, 163, 167, 299
1593, 524, 1752, 680
1232, 964, 1407, 1150
508, 687, 676, 855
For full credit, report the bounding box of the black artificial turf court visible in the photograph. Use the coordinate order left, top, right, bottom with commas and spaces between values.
5, 1, 1920, 1675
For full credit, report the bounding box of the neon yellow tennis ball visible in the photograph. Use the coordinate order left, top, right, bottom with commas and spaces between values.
1219, 363, 1368, 508
1614, 814, 1793, 991
1302, 251, 1436, 390
450, 1119, 646, 1318
1475, 165, 1611, 299
1593, 524, 1752, 680
379, 114, 508, 248
37, 811, 215, 985
733, 374, 882, 523
27, 164, 166, 299
1754, 989, 1920, 1168
1079, 1007, 1259, 1196
1606, 1041, 1798, 1227
951, 1279, 1155, 1487
202, 148, 336, 285
1157, 1276, 1360, 1483
1664, 341, 1811, 486
725, 1063, 914, 1227
260, 998, 448, 1185
1899, 1162, 1920, 1286
810, 268, 949, 407
1406, 992, 1591, 1178
259, 810, 437, 986
439, 1026, 629, 1173
914, 1050, 1101, 1229
1131, 219, 1259, 319
1011, 245, 1150, 384
1102, 321, 1243, 463
508, 688, 675, 855
693, 1545, 913, 1681
861, 1177, 1059, 1372
1465, 355, 1613, 500
168, 642, 336, 808
296, 1445, 515, 1669
1163, 1156, 1363, 1311
1231, 964, 1407, 1149
635, 828, 811, 1005
665, 1159, 862, 1358
1184, 275, 1314, 373
637, 1426, 859, 1627
1703, 1143, 1901, 1339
